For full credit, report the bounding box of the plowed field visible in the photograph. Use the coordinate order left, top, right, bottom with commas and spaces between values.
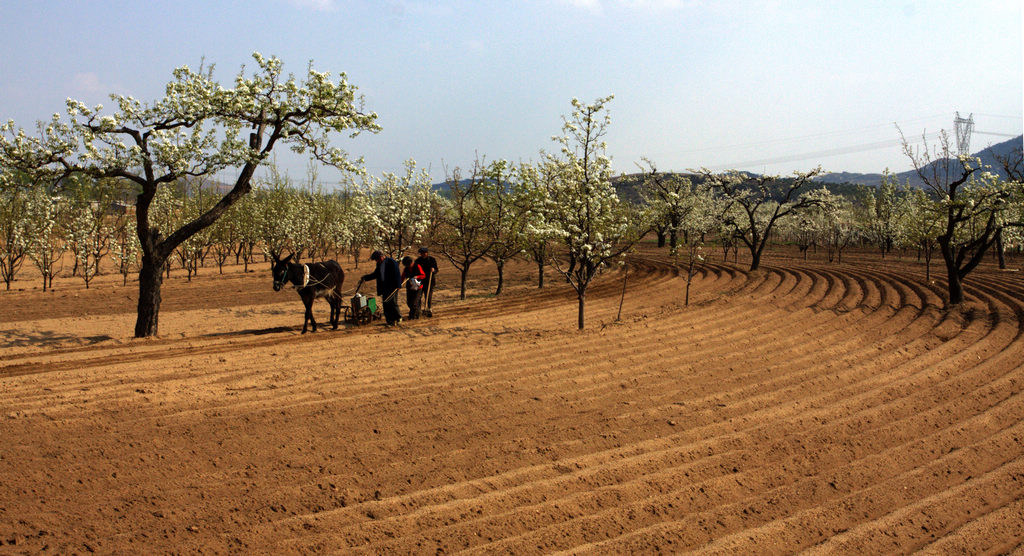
2, 246, 1023, 554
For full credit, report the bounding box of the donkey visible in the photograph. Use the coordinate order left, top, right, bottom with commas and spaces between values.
271, 254, 345, 333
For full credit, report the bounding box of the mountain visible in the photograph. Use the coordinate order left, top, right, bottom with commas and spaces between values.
816, 135, 1023, 187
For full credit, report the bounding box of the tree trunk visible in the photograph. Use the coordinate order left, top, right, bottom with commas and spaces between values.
946, 264, 964, 305
494, 259, 504, 296
577, 291, 585, 330
749, 248, 762, 271
685, 259, 694, 306
134, 254, 166, 337
616, 269, 627, 321
996, 229, 1006, 269
939, 240, 964, 306
459, 266, 468, 300
924, 247, 932, 282
537, 259, 545, 289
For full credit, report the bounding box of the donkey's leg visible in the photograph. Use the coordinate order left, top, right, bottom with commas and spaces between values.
302, 293, 317, 333
330, 289, 341, 329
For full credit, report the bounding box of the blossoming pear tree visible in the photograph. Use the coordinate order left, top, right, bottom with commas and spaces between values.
359, 159, 437, 260
519, 161, 560, 289
637, 158, 696, 251
859, 170, 909, 259
695, 165, 824, 271
542, 96, 647, 330
483, 159, 536, 296
0, 53, 379, 336
900, 129, 1016, 305
24, 187, 69, 292
0, 175, 31, 290
435, 158, 496, 299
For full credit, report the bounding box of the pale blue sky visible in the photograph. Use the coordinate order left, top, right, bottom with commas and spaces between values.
1, 0, 1020, 185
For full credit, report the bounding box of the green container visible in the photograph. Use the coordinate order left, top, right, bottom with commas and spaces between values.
367, 297, 378, 314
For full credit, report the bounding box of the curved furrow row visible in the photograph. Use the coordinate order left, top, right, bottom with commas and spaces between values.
557, 327, 1024, 552
573, 397, 1024, 555
419, 272, 1011, 548
258, 266, 999, 552
916, 497, 1024, 554
348, 366, 1024, 555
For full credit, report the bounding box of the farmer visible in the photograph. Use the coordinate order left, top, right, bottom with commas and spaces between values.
358, 250, 402, 326
414, 246, 439, 317
401, 255, 426, 320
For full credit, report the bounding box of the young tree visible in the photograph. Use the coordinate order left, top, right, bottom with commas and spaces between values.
65, 177, 127, 288
208, 200, 241, 274
519, 161, 559, 289
24, 187, 69, 291
0, 53, 379, 336
339, 187, 375, 268
174, 186, 215, 281
902, 187, 942, 281
542, 95, 646, 329
435, 159, 495, 300
231, 194, 260, 271
0, 185, 30, 290
993, 145, 1024, 268
815, 189, 857, 264
696, 166, 824, 271
781, 210, 824, 260
676, 185, 720, 306
110, 216, 140, 286
858, 171, 908, 259
637, 159, 695, 250
484, 160, 533, 296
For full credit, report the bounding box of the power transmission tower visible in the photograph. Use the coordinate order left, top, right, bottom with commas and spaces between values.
954, 112, 974, 155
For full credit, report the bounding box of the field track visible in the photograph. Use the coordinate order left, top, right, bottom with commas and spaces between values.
2, 246, 1024, 554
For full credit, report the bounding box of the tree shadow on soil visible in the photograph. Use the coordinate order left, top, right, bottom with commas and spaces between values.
0, 329, 114, 349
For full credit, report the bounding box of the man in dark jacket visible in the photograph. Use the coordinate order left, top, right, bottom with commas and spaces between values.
359, 250, 402, 326
414, 246, 439, 317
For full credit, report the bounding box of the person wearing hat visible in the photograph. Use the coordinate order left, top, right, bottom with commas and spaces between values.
357, 250, 402, 326
414, 246, 439, 317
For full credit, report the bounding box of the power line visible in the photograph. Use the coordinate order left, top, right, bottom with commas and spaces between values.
706, 132, 945, 171
663, 113, 950, 157
974, 130, 1020, 137
704, 127, 1020, 172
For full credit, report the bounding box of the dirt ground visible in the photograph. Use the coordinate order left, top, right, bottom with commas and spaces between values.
2, 245, 1023, 554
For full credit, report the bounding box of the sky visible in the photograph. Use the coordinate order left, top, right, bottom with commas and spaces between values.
0, 0, 1021, 187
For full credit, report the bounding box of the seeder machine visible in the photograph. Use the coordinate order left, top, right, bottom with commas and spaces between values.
344, 293, 381, 326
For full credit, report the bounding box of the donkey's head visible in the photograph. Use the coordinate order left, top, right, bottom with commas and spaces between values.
271, 254, 294, 292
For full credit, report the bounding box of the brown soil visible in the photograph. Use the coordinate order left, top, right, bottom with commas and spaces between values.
2, 246, 1023, 554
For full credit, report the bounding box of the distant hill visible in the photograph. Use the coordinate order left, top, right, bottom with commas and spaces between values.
431, 135, 1023, 200
611, 171, 863, 205
816, 135, 1023, 187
